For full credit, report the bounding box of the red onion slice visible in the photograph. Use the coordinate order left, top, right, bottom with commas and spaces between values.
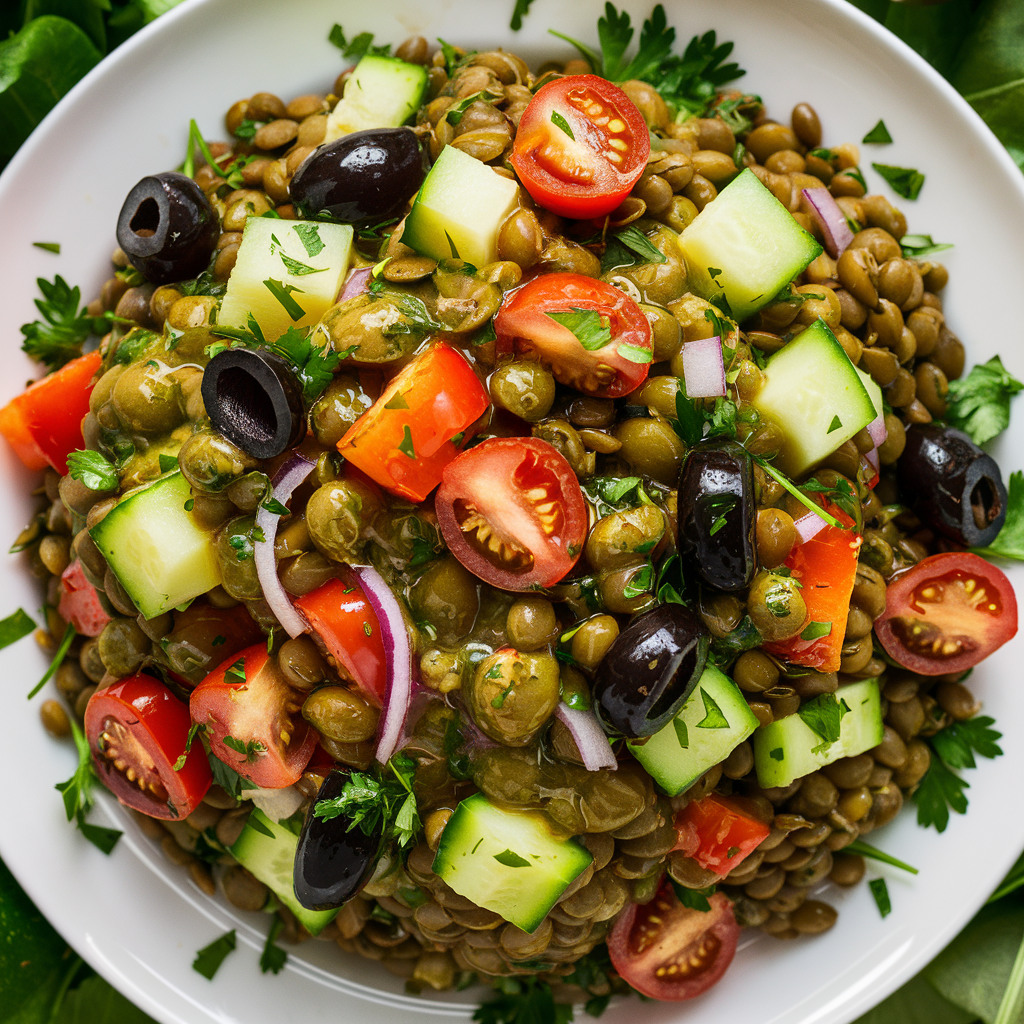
254, 453, 315, 638
351, 565, 413, 765
864, 445, 881, 476
802, 187, 855, 259
793, 511, 829, 544
338, 266, 372, 303
681, 336, 726, 399
554, 703, 617, 771
866, 411, 887, 449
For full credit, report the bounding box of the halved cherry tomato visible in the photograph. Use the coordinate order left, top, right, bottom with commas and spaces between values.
495, 273, 652, 399
435, 437, 587, 591
58, 559, 111, 637
294, 575, 387, 705
763, 501, 861, 673
673, 794, 771, 879
608, 881, 739, 1001
337, 343, 489, 502
85, 674, 211, 821
0, 351, 100, 474
190, 644, 316, 788
875, 552, 1017, 675
510, 75, 650, 219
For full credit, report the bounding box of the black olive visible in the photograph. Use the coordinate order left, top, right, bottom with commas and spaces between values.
294, 769, 381, 912
677, 438, 757, 591
202, 348, 305, 459
898, 424, 1007, 547
592, 604, 709, 739
115, 172, 218, 285
289, 127, 426, 223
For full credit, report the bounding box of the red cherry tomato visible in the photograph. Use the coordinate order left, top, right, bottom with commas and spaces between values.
608, 881, 739, 1000
875, 552, 1017, 675
294, 575, 387, 705
510, 75, 650, 219
763, 501, 861, 673
435, 437, 587, 591
0, 351, 100, 474
337, 343, 489, 502
190, 644, 316, 789
672, 794, 771, 879
495, 273, 652, 399
85, 674, 211, 821
58, 559, 111, 637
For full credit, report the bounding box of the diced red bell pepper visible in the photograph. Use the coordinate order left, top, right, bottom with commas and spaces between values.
673, 793, 771, 879
0, 351, 101, 474
58, 559, 112, 637
762, 500, 862, 673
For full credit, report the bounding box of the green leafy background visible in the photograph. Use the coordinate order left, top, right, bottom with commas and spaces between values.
3, 0, 1024, 1020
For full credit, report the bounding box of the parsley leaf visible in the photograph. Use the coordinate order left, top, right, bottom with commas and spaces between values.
259, 917, 288, 974
696, 689, 729, 729
972, 470, 1024, 561
944, 355, 1024, 445
327, 24, 391, 59
550, 110, 574, 139
494, 849, 532, 868
206, 748, 257, 798
55, 719, 123, 855
474, 977, 573, 1024
872, 162, 925, 200
67, 449, 118, 491
930, 715, 1003, 769
33, 241, 60, 253
669, 878, 715, 911
269, 325, 341, 403
20, 275, 114, 370
601, 224, 668, 272
223, 735, 268, 763
912, 755, 969, 833
510, 0, 535, 30
900, 233, 954, 259
802, 475, 861, 527
869, 877, 892, 918
173, 722, 205, 772
862, 119, 893, 144
546, 307, 612, 351
192, 930, 237, 981
800, 621, 832, 642
797, 693, 850, 754
0, 608, 35, 650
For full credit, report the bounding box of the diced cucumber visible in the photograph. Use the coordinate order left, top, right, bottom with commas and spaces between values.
324, 54, 428, 141
628, 665, 759, 797
678, 168, 822, 322
402, 146, 520, 268
89, 471, 220, 619
857, 366, 883, 419
218, 218, 353, 341
432, 793, 592, 933
752, 678, 883, 788
749, 319, 878, 476
230, 809, 337, 935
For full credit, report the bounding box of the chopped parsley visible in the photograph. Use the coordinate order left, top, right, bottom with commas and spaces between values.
546, 307, 612, 350
622, 562, 655, 599
67, 450, 118, 491
510, 0, 536, 30
797, 693, 850, 754
20, 275, 115, 370
862, 119, 893, 144
260, 918, 288, 975
192, 930, 237, 981
944, 355, 1024, 446
327, 23, 391, 60
33, 241, 60, 253
799, 621, 832, 642
673, 718, 689, 748
55, 719, 123, 855
293, 222, 326, 258
398, 425, 417, 459
600, 224, 668, 272
845, 839, 918, 875
173, 722, 205, 772
223, 735, 268, 763
27, 622, 75, 700
550, 110, 575, 138
494, 849, 532, 868
669, 878, 715, 912
263, 278, 306, 321
827, 415, 843, 434
474, 977, 573, 1024
697, 689, 729, 729
872, 162, 925, 200
869, 878, 892, 918
224, 657, 247, 685
0, 608, 35, 650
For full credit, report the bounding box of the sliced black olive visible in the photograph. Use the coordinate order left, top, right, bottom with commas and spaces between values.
592, 604, 709, 739
294, 769, 381, 912
898, 424, 1007, 547
289, 127, 426, 223
202, 348, 305, 459
677, 438, 757, 591
115, 172, 218, 284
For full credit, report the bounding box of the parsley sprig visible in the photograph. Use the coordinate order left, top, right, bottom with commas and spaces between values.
972, 469, 1024, 561
312, 754, 421, 849
20, 275, 116, 371
55, 719, 123, 855
944, 355, 1024, 446
474, 977, 573, 1024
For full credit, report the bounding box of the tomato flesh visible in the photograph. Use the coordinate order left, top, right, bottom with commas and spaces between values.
190, 644, 316, 788
608, 883, 739, 1000
435, 437, 587, 591
876, 552, 1017, 675
58, 559, 111, 638
511, 75, 649, 219
673, 794, 771, 879
294, 575, 387, 704
337, 343, 489, 502
763, 502, 861, 672
85, 674, 211, 821
0, 351, 100, 474
495, 273, 652, 399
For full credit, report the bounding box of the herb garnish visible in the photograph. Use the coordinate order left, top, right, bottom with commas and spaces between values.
67, 449, 118, 491
900, 233, 953, 258
845, 839, 918, 875
797, 693, 850, 754
862, 120, 893, 144
263, 278, 306, 320
872, 162, 925, 200
474, 977, 574, 1024
696, 689, 729, 729
223, 735, 268, 763
327, 23, 391, 60
260, 918, 288, 975
20, 275, 115, 370
972, 470, 1024, 561
192, 930, 237, 980
0, 608, 36, 650
546, 308, 612, 350
550, 110, 574, 139
944, 355, 1024, 446
494, 849, 532, 868
55, 719, 123, 855
27, 621, 75, 700
669, 878, 715, 912
600, 225, 668, 272
869, 877, 892, 918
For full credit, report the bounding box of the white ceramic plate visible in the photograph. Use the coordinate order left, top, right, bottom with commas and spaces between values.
1, 0, 1023, 1021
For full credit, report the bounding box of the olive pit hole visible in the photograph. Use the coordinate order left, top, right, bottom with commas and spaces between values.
216, 367, 277, 444
129, 197, 161, 237
971, 476, 1001, 530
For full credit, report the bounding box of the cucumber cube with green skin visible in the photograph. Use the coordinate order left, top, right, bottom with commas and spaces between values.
89, 471, 221, 619
218, 218, 353, 341
324, 55, 428, 142
857, 365, 884, 419
753, 678, 884, 788
230, 809, 338, 936
402, 146, 520, 268
432, 793, 593, 933
628, 665, 759, 797
678, 168, 822, 322
749, 318, 878, 476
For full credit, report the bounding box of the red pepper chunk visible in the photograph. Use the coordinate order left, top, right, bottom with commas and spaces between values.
336, 344, 489, 502
673, 794, 770, 879
763, 501, 861, 673
0, 351, 101, 474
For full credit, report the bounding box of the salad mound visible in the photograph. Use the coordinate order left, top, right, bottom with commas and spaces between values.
4, 2, 1020, 1013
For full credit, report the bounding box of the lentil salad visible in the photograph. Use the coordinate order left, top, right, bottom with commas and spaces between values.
5, 2, 1021, 1012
